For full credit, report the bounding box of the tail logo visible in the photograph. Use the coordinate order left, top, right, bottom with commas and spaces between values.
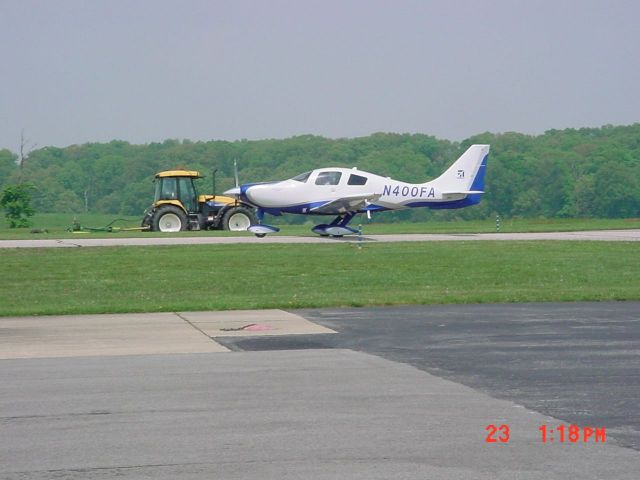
457, 170, 465, 179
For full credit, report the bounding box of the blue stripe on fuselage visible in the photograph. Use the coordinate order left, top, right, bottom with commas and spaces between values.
278, 201, 331, 214
406, 198, 478, 209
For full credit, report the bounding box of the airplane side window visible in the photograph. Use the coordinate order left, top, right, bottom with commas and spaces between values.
315, 171, 342, 185
348, 174, 368, 186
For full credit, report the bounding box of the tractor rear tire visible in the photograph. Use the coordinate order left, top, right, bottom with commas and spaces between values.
222, 207, 256, 231
152, 205, 188, 232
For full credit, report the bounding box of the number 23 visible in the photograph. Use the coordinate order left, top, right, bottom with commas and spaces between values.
485, 424, 510, 443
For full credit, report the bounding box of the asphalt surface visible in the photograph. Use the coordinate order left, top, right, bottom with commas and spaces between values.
221, 302, 640, 451
2, 303, 639, 478
0, 228, 639, 248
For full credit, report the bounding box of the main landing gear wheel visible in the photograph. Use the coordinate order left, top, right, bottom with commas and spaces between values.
152, 205, 187, 232
222, 206, 256, 231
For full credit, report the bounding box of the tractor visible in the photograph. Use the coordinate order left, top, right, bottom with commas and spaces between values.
141, 170, 256, 232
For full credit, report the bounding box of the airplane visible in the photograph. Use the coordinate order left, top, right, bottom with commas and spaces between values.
224, 144, 489, 237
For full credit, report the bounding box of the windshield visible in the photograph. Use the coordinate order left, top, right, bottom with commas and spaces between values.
291, 171, 312, 182
156, 177, 178, 201
154, 177, 197, 212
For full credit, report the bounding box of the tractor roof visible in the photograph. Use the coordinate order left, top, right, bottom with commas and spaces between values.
155, 170, 202, 178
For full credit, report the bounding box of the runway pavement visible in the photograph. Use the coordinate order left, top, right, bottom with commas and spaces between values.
0, 310, 334, 359
0, 228, 639, 248
1, 304, 639, 478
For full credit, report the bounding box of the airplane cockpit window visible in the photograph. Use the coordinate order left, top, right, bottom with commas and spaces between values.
348, 174, 368, 186
315, 171, 342, 185
291, 171, 312, 182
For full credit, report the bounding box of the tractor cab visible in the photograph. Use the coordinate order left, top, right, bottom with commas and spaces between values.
142, 169, 257, 232
153, 170, 200, 213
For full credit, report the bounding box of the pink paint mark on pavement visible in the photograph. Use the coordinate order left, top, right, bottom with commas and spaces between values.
242, 323, 274, 332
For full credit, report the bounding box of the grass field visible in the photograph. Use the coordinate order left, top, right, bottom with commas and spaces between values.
0, 212, 639, 240
1, 241, 638, 316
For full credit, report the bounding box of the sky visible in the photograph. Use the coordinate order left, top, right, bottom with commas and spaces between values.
1, 0, 639, 153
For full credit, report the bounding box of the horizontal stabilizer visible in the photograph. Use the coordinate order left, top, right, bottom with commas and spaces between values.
441, 190, 484, 199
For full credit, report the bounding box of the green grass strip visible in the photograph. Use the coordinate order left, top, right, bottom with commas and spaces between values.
1, 241, 639, 316
1, 214, 639, 240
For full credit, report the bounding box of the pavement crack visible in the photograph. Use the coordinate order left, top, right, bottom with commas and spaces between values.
174, 312, 214, 340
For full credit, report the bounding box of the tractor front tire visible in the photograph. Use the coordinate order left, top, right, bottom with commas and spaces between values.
152, 205, 188, 232
222, 207, 256, 231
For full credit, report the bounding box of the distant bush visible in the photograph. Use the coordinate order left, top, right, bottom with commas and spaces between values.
0, 183, 35, 228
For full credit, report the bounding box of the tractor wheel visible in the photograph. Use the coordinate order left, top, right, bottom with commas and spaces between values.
152, 205, 188, 232
222, 206, 256, 231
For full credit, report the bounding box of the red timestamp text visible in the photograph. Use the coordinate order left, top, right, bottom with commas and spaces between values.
539, 424, 606, 443
485, 424, 606, 444
485, 424, 510, 443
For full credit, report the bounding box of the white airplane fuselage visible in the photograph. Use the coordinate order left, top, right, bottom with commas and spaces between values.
226, 144, 490, 236
241, 170, 460, 214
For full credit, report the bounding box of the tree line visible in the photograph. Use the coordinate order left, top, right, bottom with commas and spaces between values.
1, 123, 639, 223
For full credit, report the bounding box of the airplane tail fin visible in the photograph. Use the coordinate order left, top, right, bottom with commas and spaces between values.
430, 144, 489, 198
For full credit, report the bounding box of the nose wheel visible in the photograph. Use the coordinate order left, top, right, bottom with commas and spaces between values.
249, 224, 280, 237
249, 210, 279, 237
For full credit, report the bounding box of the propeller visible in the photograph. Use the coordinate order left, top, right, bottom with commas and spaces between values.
234, 159, 239, 188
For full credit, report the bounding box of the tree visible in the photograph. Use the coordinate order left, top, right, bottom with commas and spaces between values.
0, 183, 36, 228
18, 129, 37, 181
567, 174, 596, 217
0, 149, 18, 186
3, 123, 640, 220
593, 162, 640, 218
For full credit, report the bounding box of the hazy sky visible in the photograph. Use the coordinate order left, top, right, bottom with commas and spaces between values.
1, 0, 639, 153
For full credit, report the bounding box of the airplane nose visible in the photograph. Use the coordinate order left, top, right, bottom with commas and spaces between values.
243, 183, 281, 208
244, 184, 266, 204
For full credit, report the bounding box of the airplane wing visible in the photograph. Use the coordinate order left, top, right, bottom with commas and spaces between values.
310, 193, 381, 214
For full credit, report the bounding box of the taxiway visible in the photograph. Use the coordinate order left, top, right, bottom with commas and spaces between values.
1, 303, 638, 479
0, 229, 638, 249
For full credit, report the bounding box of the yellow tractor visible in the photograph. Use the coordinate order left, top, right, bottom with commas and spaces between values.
141, 170, 256, 232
